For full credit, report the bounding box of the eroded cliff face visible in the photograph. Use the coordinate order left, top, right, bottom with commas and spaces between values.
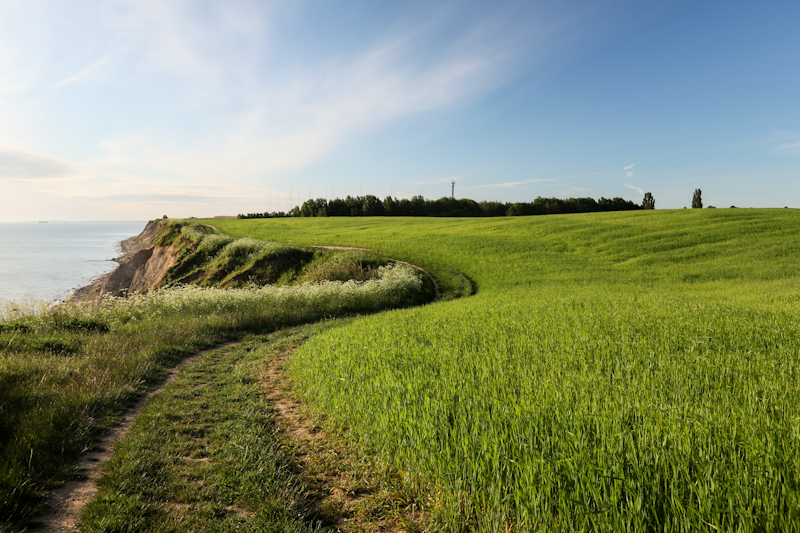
102, 245, 178, 296
72, 221, 178, 300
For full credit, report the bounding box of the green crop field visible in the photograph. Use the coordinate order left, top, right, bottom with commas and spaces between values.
209, 209, 800, 532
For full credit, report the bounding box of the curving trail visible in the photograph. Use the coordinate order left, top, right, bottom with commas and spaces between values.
37, 248, 442, 531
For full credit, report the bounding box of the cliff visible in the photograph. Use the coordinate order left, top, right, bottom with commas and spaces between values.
72, 221, 178, 300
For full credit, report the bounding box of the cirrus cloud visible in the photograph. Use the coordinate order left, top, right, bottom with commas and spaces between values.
623, 182, 644, 195
0, 148, 78, 180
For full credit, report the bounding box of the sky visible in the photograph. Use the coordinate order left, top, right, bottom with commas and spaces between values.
1, 0, 799, 220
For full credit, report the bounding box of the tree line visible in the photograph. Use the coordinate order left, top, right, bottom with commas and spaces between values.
239, 194, 648, 219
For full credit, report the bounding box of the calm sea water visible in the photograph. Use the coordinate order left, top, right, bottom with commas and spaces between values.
0, 222, 146, 304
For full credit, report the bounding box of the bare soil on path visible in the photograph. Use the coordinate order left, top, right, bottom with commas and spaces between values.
37, 340, 424, 533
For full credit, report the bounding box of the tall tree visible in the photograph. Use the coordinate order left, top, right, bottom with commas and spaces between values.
692, 189, 703, 208
641, 192, 655, 210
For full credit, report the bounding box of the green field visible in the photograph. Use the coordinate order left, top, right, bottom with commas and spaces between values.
210, 209, 800, 531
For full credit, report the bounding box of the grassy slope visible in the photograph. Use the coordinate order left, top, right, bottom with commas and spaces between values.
210, 209, 800, 293
210, 209, 800, 532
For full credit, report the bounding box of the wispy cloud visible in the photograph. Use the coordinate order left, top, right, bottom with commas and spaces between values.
733, 131, 800, 157
623, 183, 644, 195
2, 2, 613, 179
88, 193, 244, 204
51, 53, 117, 89
0, 1, 631, 219
0, 148, 78, 180
773, 140, 800, 156
623, 163, 635, 177
30, 1, 549, 180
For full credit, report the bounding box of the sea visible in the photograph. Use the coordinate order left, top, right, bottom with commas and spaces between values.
0, 221, 147, 304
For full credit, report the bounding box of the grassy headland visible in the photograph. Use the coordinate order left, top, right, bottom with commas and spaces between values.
0, 220, 430, 531
210, 209, 800, 531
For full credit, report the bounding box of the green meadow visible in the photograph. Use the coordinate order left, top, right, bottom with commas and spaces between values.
210, 209, 800, 531
3, 210, 800, 531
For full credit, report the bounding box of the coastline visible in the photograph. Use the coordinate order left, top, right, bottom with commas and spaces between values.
68, 235, 134, 301
0, 221, 149, 305
71, 221, 171, 301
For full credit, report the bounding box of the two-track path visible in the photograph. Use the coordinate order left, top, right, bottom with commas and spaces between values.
36, 251, 440, 531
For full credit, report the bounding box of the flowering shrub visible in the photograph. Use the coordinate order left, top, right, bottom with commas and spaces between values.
179, 224, 208, 242
195, 233, 235, 255
215, 237, 285, 261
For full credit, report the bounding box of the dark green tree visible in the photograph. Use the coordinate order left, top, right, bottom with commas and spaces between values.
383, 196, 397, 215
641, 192, 655, 209
299, 198, 328, 217
361, 195, 384, 216
478, 201, 508, 217
692, 189, 703, 208
409, 195, 428, 216
344, 195, 363, 216
327, 198, 348, 216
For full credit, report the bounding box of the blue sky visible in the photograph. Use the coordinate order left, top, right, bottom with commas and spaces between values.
1, 0, 798, 220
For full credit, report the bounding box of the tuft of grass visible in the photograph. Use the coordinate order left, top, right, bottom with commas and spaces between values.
299, 250, 390, 284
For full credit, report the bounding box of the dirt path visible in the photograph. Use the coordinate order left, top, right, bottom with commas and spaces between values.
36, 342, 238, 532
38, 339, 422, 532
